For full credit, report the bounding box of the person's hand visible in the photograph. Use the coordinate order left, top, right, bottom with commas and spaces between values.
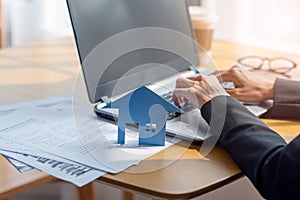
217, 65, 274, 102
173, 75, 228, 108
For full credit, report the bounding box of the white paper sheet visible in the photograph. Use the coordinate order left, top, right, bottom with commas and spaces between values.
0, 96, 73, 116
0, 150, 105, 187
0, 106, 119, 173
2, 155, 33, 173
0, 96, 178, 186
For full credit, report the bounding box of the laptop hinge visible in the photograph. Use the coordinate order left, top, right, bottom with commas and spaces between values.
100, 96, 111, 104
188, 66, 201, 74
96, 96, 111, 109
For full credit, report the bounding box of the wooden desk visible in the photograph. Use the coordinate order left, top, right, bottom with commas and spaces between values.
0, 37, 299, 199
0, 38, 93, 200
0, 156, 56, 199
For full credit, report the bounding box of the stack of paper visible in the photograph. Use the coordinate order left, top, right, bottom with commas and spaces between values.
0, 96, 177, 187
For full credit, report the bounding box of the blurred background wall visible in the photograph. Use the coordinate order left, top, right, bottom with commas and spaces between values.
3, 0, 300, 53
3, 0, 300, 54
214, 0, 300, 54
3, 0, 72, 46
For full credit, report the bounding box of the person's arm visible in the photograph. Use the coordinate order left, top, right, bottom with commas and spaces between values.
201, 96, 300, 199
173, 75, 300, 199
218, 65, 300, 119
266, 78, 300, 118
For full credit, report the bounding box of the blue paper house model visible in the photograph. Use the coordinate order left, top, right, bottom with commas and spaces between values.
103, 86, 181, 146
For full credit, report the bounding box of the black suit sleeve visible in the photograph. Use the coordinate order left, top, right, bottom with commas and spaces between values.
265, 78, 300, 119
201, 96, 300, 200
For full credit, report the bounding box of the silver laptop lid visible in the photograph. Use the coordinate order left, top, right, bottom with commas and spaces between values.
67, 0, 199, 103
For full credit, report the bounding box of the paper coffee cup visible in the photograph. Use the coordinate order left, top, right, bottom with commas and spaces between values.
189, 6, 217, 52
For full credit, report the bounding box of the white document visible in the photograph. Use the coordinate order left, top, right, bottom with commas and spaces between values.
0, 96, 178, 174
0, 105, 120, 173
3, 155, 33, 173
0, 150, 105, 187
0, 96, 73, 116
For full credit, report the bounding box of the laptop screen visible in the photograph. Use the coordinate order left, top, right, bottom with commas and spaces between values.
67, 0, 199, 103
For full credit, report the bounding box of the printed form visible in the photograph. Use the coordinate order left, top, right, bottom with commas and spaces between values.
0, 96, 178, 186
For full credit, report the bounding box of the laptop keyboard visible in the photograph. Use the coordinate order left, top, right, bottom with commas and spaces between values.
161, 91, 195, 120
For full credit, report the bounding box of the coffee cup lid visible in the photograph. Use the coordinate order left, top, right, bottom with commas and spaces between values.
189, 6, 218, 25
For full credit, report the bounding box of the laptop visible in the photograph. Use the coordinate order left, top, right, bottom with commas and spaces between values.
66, 0, 271, 141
